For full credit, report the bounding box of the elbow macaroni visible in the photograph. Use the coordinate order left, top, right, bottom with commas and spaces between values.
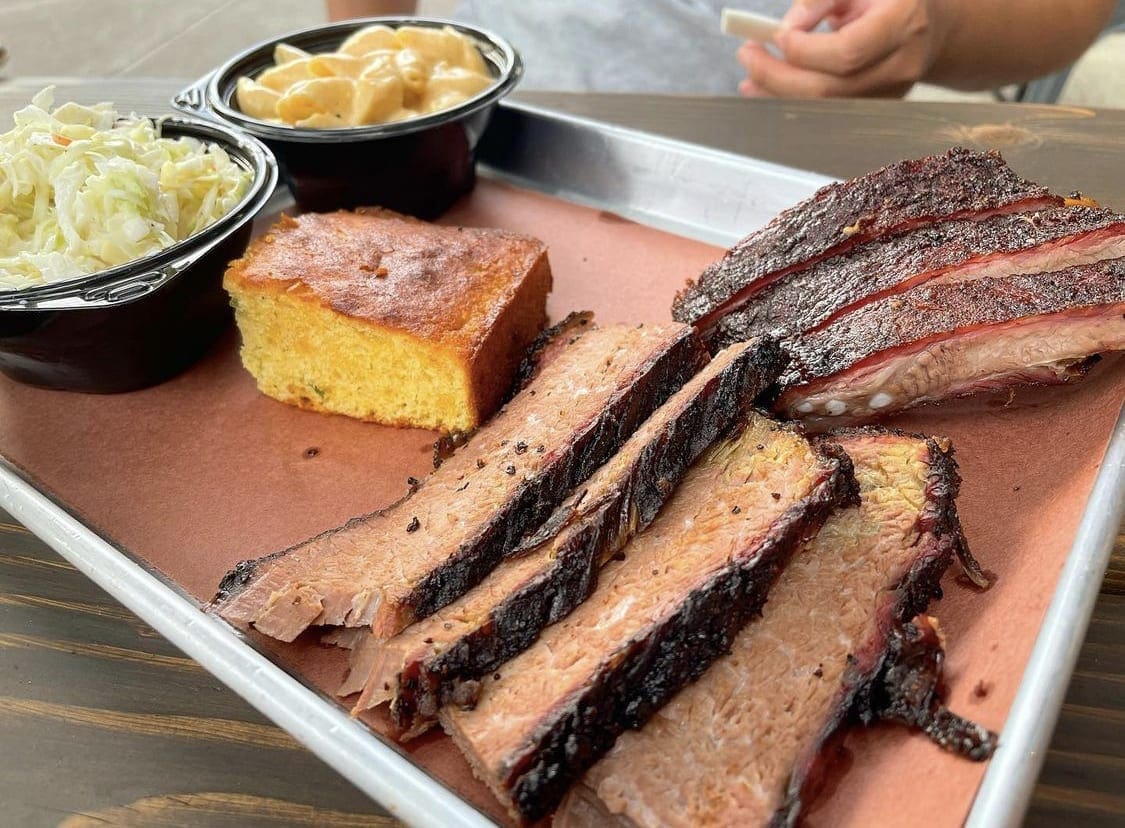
236, 25, 495, 128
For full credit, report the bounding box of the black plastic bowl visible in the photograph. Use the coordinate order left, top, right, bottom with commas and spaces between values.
0, 117, 277, 393
171, 17, 522, 217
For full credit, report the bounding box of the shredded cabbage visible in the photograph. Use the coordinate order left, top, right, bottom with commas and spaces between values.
0, 87, 252, 290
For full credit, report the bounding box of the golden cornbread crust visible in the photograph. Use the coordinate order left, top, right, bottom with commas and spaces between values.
224, 208, 551, 431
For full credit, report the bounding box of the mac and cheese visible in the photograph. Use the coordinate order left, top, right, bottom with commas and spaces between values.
236, 25, 495, 128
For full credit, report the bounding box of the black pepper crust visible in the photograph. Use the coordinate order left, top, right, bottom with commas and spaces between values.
212, 312, 647, 611
401, 325, 709, 624
779, 256, 1125, 390
673, 148, 1058, 331
213, 323, 707, 640
856, 437, 994, 760
384, 338, 789, 732
772, 428, 992, 828
709, 205, 1125, 351
859, 616, 998, 760
215, 557, 268, 603
499, 433, 858, 823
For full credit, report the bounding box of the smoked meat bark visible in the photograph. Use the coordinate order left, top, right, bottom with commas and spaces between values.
348, 338, 787, 733
775, 257, 1125, 427
441, 413, 856, 822
711, 205, 1125, 348
214, 318, 705, 641
672, 148, 1060, 333
556, 429, 993, 828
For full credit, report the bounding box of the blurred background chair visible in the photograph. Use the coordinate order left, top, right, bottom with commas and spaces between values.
1019, 19, 1123, 104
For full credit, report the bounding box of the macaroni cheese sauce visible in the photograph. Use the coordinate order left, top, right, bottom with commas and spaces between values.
235, 25, 495, 128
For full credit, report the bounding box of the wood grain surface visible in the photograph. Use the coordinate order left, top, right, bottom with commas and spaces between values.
0, 81, 1123, 826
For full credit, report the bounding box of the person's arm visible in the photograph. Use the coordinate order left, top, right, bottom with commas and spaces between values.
326, 0, 417, 22
923, 0, 1116, 89
738, 0, 1116, 98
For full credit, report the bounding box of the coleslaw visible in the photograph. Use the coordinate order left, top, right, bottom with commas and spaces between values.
0, 87, 251, 291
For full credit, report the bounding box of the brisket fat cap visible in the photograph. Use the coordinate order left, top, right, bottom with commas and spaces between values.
856, 614, 998, 762
672, 147, 1059, 332
441, 412, 857, 824
348, 337, 789, 733
213, 319, 706, 642
556, 429, 985, 828
775, 258, 1125, 428
710, 205, 1125, 351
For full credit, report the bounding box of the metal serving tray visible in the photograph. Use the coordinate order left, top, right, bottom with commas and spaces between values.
1, 98, 1122, 828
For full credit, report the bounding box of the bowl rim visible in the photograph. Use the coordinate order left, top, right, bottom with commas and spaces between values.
0, 116, 278, 303
191, 16, 523, 144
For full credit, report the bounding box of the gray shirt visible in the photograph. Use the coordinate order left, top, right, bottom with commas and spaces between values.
456, 1, 1125, 96
456, 1, 792, 94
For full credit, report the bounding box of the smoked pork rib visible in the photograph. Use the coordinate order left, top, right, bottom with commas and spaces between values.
711, 205, 1125, 349
672, 148, 1060, 333
556, 430, 993, 828
441, 414, 856, 822
213, 319, 706, 642
347, 338, 787, 733
776, 258, 1125, 427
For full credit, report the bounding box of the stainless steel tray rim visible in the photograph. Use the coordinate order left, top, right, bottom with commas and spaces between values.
0, 462, 497, 828
967, 401, 1125, 828
1, 95, 1122, 827
483, 99, 834, 248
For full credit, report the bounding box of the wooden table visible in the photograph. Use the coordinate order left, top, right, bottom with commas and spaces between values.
1, 79, 1122, 827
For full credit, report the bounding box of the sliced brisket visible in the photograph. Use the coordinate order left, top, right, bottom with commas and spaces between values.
711, 205, 1125, 349
348, 338, 787, 733
213, 318, 706, 642
441, 413, 856, 823
556, 430, 991, 828
672, 148, 1060, 333
776, 257, 1125, 427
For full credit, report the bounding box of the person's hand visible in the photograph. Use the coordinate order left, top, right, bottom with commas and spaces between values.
737, 0, 954, 98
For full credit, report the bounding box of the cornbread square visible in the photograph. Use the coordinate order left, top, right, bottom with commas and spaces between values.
224, 208, 551, 432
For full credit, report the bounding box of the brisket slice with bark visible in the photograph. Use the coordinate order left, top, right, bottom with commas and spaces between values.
556, 429, 994, 828
856, 614, 996, 763
441, 413, 857, 823
345, 338, 787, 734
672, 148, 1060, 333
213, 318, 706, 642
711, 205, 1125, 349
775, 258, 1125, 428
